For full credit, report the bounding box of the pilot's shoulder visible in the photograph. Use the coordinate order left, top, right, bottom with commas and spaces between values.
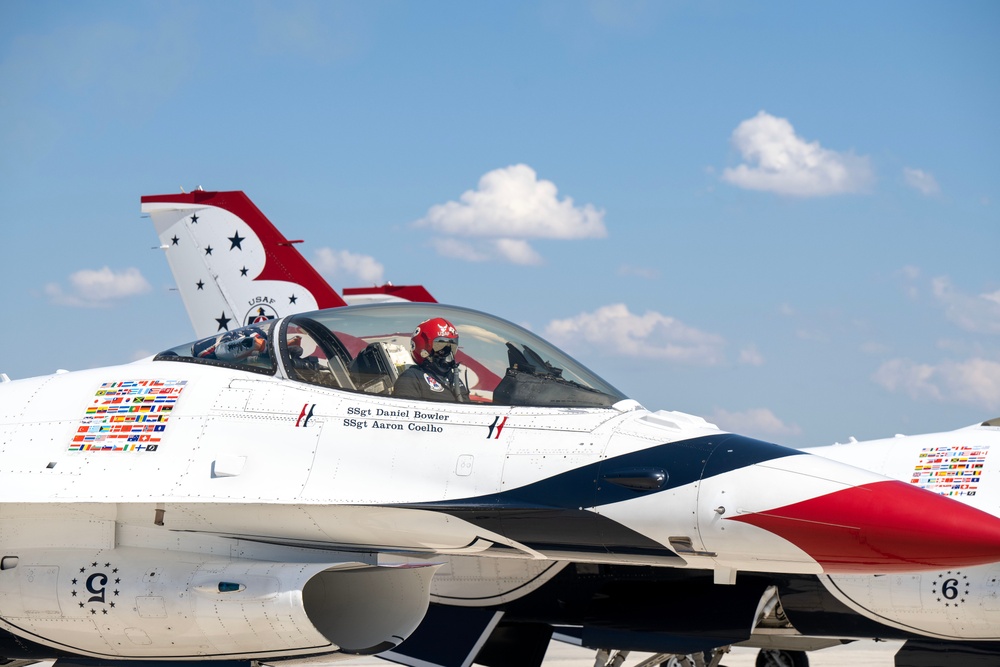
395, 364, 420, 381
392, 365, 421, 393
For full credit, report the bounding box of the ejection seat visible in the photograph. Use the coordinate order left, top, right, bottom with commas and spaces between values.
349, 342, 400, 395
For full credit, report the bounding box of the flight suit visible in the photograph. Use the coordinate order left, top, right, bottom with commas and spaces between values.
393, 363, 469, 403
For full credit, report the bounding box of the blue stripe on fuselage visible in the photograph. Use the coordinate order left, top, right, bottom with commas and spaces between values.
412, 433, 804, 511
397, 434, 803, 560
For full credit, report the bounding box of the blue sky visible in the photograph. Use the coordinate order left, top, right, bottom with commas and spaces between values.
1, 1, 998, 447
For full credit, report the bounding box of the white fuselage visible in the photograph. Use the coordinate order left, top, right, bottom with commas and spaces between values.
3, 318, 999, 659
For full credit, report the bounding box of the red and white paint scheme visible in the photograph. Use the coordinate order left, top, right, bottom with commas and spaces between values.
141, 190, 435, 340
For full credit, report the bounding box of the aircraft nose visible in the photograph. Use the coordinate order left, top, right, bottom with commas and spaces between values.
729, 479, 1000, 572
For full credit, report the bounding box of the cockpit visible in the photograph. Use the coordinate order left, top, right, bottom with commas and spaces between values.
155, 303, 626, 409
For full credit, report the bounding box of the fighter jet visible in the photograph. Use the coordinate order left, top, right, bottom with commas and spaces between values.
123, 189, 1000, 667
6, 294, 1000, 663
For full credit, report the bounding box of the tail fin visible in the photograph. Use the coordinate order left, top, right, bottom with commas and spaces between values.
141, 190, 347, 338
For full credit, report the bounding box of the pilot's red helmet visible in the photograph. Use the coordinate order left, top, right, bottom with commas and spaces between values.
411, 317, 459, 364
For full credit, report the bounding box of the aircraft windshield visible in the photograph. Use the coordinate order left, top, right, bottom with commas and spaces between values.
279, 304, 626, 407
155, 319, 277, 375
155, 304, 626, 408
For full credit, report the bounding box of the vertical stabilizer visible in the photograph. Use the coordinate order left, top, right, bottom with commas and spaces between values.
141, 191, 347, 339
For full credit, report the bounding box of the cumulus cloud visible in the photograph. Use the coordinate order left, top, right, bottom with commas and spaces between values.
45, 267, 152, 307
414, 164, 606, 263
903, 167, 940, 196
873, 358, 1000, 411
543, 303, 725, 365
708, 407, 802, 439
429, 239, 491, 262
930, 276, 1000, 335
721, 111, 874, 197
313, 248, 385, 285
494, 238, 544, 265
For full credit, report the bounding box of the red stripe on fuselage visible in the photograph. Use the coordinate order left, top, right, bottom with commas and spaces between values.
729, 480, 1000, 572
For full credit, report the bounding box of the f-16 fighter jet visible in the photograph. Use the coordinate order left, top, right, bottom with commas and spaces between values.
3, 295, 1000, 663
112, 189, 1000, 667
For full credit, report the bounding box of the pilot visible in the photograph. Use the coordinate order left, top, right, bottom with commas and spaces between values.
195, 326, 268, 364
393, 317, 470, 403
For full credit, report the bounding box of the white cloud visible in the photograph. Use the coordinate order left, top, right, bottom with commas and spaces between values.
873, 358, 1000, 411
430, 238, 492, 262
415, 164, 606, 264
45, 267, 152, 307
738, 345, 764, 366
903, 167, 941, 196
708, 407, 802, 439
721, 111, 874, 197
930, 276, 1000, 335
543, 303, 726, 365
936, 338, 988, 356
493, 239, 544, 265
313, 248, 385, 285
897, 270, 1000, 333
417, 164, 605, 239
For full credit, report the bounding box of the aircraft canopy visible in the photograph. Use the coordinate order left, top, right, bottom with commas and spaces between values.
155, 303, 626, 408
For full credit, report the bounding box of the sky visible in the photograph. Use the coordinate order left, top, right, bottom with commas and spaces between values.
1, 1, 998, 448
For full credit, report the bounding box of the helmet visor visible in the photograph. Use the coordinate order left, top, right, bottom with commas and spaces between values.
432, 336, 458, 356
